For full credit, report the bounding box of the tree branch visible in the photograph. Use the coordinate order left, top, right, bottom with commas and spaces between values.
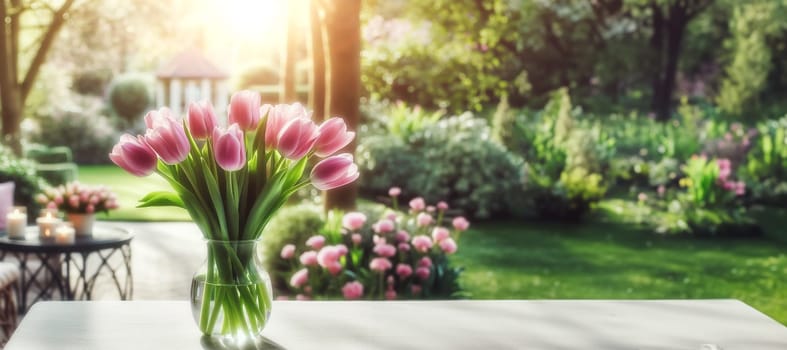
20, 0, 76, 101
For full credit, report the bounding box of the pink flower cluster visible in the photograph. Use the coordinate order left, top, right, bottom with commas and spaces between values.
281, 188, 470, 301
717, 159, 745, 196
111, 91, 358, 191
36, 182, 118, 214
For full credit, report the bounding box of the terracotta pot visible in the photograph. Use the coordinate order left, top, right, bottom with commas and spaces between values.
67, 213, 96, 237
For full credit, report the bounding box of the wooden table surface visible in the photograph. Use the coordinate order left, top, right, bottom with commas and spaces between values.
5, 300, 787, 349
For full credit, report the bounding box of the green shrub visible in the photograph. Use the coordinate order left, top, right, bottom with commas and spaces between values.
30, 98, 119, 164
0, 145, 47, 221
358, 112, 523, 219
741, 115, 787, 204
261, 204, 325, 291
72, 69, 112, 96
108, 74, 151, 126
511, 89, 608, 221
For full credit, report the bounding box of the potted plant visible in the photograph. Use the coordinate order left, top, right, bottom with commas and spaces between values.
36, 182, 119, 236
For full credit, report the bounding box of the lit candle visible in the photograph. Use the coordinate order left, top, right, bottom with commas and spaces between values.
54, 225, 75, 244
6, 206, 27, 239
37, 211, 62, 239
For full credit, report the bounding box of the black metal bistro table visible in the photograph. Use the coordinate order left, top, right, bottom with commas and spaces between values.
0, 225, 133, 313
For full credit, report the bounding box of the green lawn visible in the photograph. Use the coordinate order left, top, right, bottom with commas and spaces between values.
454, 218, 787, 324
78, 165, 190, 221
76, 165, 787, 323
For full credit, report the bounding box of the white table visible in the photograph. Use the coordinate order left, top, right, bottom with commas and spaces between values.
6, 300, 787, 349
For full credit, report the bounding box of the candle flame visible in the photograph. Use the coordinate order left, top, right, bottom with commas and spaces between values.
13, 209, 20, 215
45, 228, 51, 237
46, 212, 52, 219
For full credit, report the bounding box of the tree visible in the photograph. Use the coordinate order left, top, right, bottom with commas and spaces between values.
0, 0, 77, 154
645, 0, 714, 120
309, 0, 326, 122
322, 0, 361, 211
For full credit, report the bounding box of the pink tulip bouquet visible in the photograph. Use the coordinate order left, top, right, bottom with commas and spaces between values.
110, 91, 358, 337
281, 187, 469, 300
36, 181, 119, 214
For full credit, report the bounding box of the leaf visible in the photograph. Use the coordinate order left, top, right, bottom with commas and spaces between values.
137, 191, 185, 208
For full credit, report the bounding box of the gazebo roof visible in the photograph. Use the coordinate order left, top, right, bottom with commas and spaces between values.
156, 49, 228, 80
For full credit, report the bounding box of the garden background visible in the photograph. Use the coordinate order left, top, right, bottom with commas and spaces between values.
0, 0, 786, 323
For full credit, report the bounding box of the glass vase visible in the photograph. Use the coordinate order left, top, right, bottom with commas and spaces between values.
190, 239, 273, 341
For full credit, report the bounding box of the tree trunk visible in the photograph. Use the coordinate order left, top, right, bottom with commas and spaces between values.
650, 2, 665, 118
309, 0, 327, 122
323, 0, 361, 211
0, 0, 75, 155
656, 6, 687, 120
280, 0, 300, 103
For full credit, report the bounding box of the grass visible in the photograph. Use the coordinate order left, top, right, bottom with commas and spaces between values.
78, 165, 190, 221
453, 218, 787, 324
77, 164, 787, 323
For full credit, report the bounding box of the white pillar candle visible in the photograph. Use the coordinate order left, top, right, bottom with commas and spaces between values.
54, 225, 75, 244
6, 207, 27, 239
37, 212, 62, 239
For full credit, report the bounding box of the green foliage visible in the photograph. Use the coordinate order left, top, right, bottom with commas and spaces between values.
108, 74, 152, 124
358, 112, 523, 219
509, 89, 608, 221
260, 204, 325, 291
742, 115, 787, 203
682, 156, 726, 208
72, 69, 112, 96
716, 1, 786, 117
0, 145, 47, 220
30, 98, 119, 164
368, 101, 444, 142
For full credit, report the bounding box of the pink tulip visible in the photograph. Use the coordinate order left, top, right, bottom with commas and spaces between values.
342, 281, 364, 300
735, 181, 746, 196
395, 230, 410, 242
396, 264, 413, 279
352, 233, 362, 245
373, 243, 396, 258
306, 235, 326, 250
310, 154, 359, 191
110, 134, 158, 177
426, 206, 436, 213
369, 257, 392, 272
440, 237, 457, 254
265, 103, 308, 147
314, 117, 355, 157
289, 268, 308, 288
280, 244, 296, 259
326, 261, 343, 276
343, 212, 367, 231
386, 212, 398, 221
418, 257, 432, 268
386, 275, 394, 286
411, 284, 422, 296
437, 201, 449, 210
69, 195, 80, 208
187, 100, 217, 139
47, 202, 57, 210
296, 294, 311, 301
373, 219, 395, 234
416, 212, 433, 227
373, 235, 386, 245
144, 108, 190, 165
228, 90, 261, 131
409, 197, 425, 211
411, 235, 433, 253
398, 242, 411, 252
336, 244, 348, 256
389, 187, 401, 197
432, 227, 450, 242
452, 216, 470, 231
317, 246, 339, 267
277, 117, 319, 160
415, 266, 431, 280
385, 290, 397, 300
86, 204, 95, 214
276, 296, 289, 301
299, 251, 318, 266
212, 124, 246, 171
